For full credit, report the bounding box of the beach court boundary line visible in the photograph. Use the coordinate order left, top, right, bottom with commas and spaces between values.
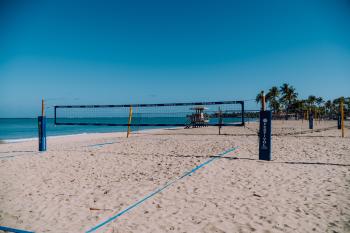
85, 146, 239, 233
86, 141, 118, 148
0, 226, 34, 233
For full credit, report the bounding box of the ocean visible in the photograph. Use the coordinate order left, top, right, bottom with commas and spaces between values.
0, 118, 131, 141
0, 117, 247, 141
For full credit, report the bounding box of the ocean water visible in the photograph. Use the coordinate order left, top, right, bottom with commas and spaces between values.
0, 117, 245, 141
0, 118, 127, 141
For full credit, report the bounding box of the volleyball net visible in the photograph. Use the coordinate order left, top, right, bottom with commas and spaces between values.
54, 101, 245, 128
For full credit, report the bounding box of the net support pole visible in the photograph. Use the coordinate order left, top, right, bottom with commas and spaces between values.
259, 110, 272, 161
261, 91, 266, 111
302, 111, 304, 123
218, 107, 222, 135
341, 100, 345, 138
314, 110, 317, 125
38, 99, 46, 151
42, 99, 45, 116
127, 105, 133, 138
309, 110, 314, 129
241, 101, 245, 127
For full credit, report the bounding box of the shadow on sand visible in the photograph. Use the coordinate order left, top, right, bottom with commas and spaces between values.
234, 157, 350, 167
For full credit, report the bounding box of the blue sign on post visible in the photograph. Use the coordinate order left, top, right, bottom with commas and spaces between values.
259, 111, 272, 161
309, 113, 313, 129
38, 116, 46, 151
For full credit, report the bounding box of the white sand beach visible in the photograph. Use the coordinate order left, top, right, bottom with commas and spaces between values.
0, 120, 349, 233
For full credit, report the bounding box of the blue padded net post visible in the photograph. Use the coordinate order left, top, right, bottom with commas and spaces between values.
38, 116, 47, 151
259, 110, 272, 161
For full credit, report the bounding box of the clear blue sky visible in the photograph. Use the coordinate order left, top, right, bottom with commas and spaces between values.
1, 0, 349, 117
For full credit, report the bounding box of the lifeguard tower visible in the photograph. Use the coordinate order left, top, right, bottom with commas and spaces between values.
185, 106, 209, 128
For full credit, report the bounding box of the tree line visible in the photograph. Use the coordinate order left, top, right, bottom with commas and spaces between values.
256, 83, 349, 119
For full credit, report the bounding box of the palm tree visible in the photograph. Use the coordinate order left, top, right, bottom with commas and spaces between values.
290, 99, 306, 117
314, 97, 325, 119
307, 95, 317, 110
256, 93, 263, 104
333, 97, 345, 109
316, 97, 324, 107
336, 96, 349, 117
266, 86, 280, 113
255, 85, 348, 120
324, 100, 332, 118
325, 100, 332, 110
345, 97, 350, 116
280, 83, 298, 118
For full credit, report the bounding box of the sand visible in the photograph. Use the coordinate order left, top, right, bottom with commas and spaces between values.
0, 120, 349, 233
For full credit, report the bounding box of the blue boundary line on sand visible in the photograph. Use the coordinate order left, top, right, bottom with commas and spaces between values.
0, 226, 34, 233
86, 141, 118, 148
85, 146, 238, 233
0, 153, 40, 160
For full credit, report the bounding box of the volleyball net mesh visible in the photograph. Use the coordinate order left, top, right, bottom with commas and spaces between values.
54, 101, 245, 128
